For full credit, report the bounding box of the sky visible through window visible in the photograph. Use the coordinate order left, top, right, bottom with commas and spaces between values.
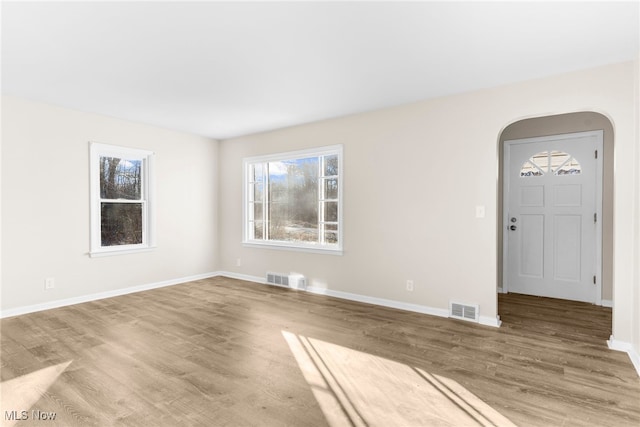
246, 150, 340, 250
99, 156, 143, 246
268, 157, 319, 243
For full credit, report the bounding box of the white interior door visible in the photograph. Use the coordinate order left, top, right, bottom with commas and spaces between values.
503, 131, 602, 303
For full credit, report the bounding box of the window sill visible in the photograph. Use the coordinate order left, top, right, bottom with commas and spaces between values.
242, 241, 343, 256
89, 246, 156, 258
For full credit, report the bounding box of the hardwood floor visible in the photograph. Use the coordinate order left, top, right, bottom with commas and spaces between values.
1, 277, 639, 426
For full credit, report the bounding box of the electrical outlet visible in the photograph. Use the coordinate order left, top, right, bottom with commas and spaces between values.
406, 280, 414, 291
236, 258, 242, 267
45, 278, 55, 290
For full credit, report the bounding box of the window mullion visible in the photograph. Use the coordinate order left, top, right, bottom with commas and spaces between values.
139, 160, 145, 200
248, 165, 254, 240
264, 162, 270, 241
319, 156, 325, 245
141, 199, 147, 246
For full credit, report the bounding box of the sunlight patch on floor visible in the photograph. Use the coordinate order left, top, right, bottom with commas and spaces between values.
0, 361, 71, 427
282, 331, 515, 427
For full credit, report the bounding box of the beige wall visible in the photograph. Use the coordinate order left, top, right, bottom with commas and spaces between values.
1, 96, 219, 311
219, 61, 638, 343
498, 112, 614, 301
1, 60, 638, 365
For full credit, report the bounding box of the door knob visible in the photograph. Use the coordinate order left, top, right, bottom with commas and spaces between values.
510, 225, 517, 231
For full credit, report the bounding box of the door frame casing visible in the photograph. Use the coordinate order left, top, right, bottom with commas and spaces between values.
502, 130, 603, 304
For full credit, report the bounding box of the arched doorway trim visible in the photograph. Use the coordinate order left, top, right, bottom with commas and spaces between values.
497, 112, 614, 308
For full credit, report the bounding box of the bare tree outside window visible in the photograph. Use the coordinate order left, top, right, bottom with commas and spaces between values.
268, 157, 319, 242
100, 157, 141, 199
90, 143, 154, 256
245, 146, 342, 252
99, 156, 143, 246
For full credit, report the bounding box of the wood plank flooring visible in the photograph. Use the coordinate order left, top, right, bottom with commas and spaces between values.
1, 277, 639, 426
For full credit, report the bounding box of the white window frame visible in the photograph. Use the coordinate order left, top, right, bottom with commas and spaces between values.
89, 142, 156, 257
243, 145, 343, 255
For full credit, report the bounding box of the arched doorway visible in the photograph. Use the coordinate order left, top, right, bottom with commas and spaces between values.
497, 112, 614, 307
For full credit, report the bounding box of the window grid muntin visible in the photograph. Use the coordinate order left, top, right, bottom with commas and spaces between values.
247, 163, 267, 241
244, 146, 341, 251
319, 154, 340, 245
520, 150, 582, 177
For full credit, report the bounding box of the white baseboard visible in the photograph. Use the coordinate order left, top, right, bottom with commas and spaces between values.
0, 271, 220, 319
218, 271, 267, 285
1, 269, 503, 330
305, 285, 450, 318
481, 315, 502, 327
601, 299, 613, 308
218, 271, 501, 328
607, 336, 640, 377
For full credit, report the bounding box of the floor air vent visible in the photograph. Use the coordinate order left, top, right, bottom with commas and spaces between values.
267, 272, 289, 287
266, 272, 306, 290
449, 302, 479, 323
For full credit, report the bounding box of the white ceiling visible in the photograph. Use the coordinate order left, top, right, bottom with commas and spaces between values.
2, 1, 638, 140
